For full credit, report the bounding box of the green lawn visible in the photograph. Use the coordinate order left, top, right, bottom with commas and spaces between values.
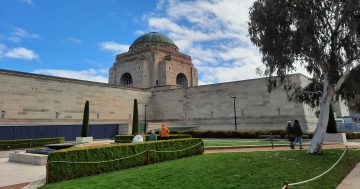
203, 140, 288, 147
40, 149, 360, 189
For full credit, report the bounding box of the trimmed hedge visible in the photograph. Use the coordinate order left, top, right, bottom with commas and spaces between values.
346, 132, 360, 139
173, 130, 360, 140
47, 138, 203, 183
115, 134, 192, 143
0, 137, 64, 150
173, 130, 314, 139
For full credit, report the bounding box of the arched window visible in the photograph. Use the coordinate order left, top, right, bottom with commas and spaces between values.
176, 73, 188, 88
120, 73, 133, 86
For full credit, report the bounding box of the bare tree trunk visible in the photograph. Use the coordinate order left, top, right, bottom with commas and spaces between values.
308, 78, 334, 154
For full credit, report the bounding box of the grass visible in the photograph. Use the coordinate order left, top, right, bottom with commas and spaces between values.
40, 149, 360, 189
203, 140, 290, 147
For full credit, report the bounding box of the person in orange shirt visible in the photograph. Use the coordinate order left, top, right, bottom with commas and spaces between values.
159, 124, 170, 140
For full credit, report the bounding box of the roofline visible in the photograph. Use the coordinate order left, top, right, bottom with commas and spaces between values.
197, 73, 310, 88
152, 73, 309, 93
0, 69, 147, 92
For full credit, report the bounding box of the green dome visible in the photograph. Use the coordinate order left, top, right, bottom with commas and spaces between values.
130, 32, 177, 48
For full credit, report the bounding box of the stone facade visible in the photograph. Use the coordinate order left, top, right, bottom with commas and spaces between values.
149, 74, 318, 131
0, 32, 350, 135
109, 34, 197, 89
0, 69, 350, 133
0, 69, 151, 128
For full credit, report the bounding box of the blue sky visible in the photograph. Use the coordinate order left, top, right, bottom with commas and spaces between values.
0, 0, 304, 84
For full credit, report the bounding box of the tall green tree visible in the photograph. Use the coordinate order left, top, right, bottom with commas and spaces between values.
327, 104, 337, 133
81, 100, 89, 137
249, 0, 360, 153
132, 99, 138, 135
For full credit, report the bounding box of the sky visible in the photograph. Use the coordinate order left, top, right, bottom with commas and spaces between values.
0, 0, 307, 85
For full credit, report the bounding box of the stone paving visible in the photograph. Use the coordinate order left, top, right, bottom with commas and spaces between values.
336, 162, 360, 189
0, 158, 45, 188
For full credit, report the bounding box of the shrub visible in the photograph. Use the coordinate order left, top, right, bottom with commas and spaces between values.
115, 134, 192, 143
327, 104, 337, 133
132, 99, 138, 135
346, 132, 360, 139
174, 130, 313, 139
81, 100, 90, 137
0, 137, 64, 150
47, 138, 203, 183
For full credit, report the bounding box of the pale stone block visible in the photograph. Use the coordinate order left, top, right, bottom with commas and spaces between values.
76, 137, 93, 143
9, 152, 48, 165
324, 133, 347, 143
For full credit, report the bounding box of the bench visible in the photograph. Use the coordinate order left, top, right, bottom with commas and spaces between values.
258, 135, 281, 139
284, 135, 310, 139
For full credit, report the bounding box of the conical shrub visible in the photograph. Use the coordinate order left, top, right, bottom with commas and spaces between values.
326, 104, 337, 133
132, 99, 138, 135
81, 100, 90, 137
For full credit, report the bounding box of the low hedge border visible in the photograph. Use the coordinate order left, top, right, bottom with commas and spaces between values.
172, 130, 360, 140
47, 138, 203, 183
0, 137, 64, 150
115, 134, 192, 143
171, 130, 313, 139
345, 132, 360, 139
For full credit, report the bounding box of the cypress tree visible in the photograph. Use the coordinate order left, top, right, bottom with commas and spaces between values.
326, 104, 337, 133
132, 99, 138, 135
81, 100, 90, 137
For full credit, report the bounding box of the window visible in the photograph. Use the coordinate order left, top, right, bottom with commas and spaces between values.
176, 73, 188, 88
277, 108, 281, 115
1, 111, 5, 119
56, 112, 59, 119
120, 73, 133, 86
241, 110, 244, 116
97, 113, 100, 119
156, 80, 159, 86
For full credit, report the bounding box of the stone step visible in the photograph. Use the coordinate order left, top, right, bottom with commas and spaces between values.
9, 152, 47, 166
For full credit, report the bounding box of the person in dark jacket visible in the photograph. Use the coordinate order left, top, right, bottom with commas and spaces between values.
286, 121, 295, 149
293, 120, 303, 149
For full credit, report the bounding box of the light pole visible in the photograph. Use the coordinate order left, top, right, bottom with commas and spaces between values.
144, 105, 148, 133
231, 96, 237, 131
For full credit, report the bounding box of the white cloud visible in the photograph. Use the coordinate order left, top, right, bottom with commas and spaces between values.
144, 0, 309, 85
32, 69, 108, 83
22, 0, 33, 4
0, 43, 6, 59
5, 47, 39, 60
11, 27, 40, 42
67, 37, 82, 44
3, 27, 41, 43
99, 41, 129, 53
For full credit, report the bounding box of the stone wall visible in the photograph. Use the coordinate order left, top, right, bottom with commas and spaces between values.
0, 69, 151, 129
109, 45, 197, 89
150, 74, 318, 131
0, 69, 349, 134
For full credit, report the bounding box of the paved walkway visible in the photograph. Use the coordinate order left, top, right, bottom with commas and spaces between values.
0, 158, 45, 188
337, 162, 360, 189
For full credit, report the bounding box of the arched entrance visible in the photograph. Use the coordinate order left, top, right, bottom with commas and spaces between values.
120, 73, 133, 86
176, 73, 188, 87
